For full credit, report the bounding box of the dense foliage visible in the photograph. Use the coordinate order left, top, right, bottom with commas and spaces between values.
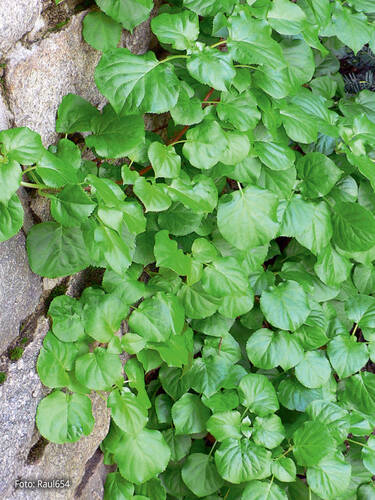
2, 0, 375, 498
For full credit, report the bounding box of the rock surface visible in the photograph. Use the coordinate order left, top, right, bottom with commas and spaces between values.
0, 232, 42, 354
0, 0, 42, 56
0, 317, 49, 498
5, 12, 105, 145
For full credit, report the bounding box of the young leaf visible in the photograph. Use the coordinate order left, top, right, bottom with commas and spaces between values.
75, 347, 123, 390
107, 389, 148, 434
148, 142, 181, 179
151, 11, 199, 50
181, 453, 224, 497
83, 11, 122, 52
36, 391, 94, 443
172, 393, 210, 435
238, 373, 279, 417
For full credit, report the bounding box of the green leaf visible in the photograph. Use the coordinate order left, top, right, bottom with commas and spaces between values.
36, 149, 78, 188
36, 391, 94, 443
104, 472, 134, 500
238, 373, 279, 417
0, 127, 44, 164
0, 194, 23, 242
314, 245, 352, 287
133, 177, 171, 212
37, 331, 80, 388
246, 329, 282, 370
151, 11, 199, 50
48, 295, 84, 342
96, 0, 153, 31
181, 453, 224, 497
332, 201, 375, 251
184, 0, 236, 16
95, 49, 181, 114
163, 428, 191, 462
340, 372, 375, 417
187, 47, 235, 92
242, 480, 288, 500
168, 175, 218, 213
278, 377, 336, 412
207, 411, 241, 441
217, 186, 279, 250
280, 104, 318, 143
148, 142, 181, 179
306, 400, 350, 443
293, 421, 335, 467
154, 230, 192, 277
295, 351, 331, 389
254, 141, 295, 171
86, 106, 145, 159
129, 292, 184, 343
172, 393, 210, 435
252, 414, 286, 449
328, 335, 368, 378
75, 347, 122, 390
362, 436, 375, 474
56, 94, 101, 133
201, 257, 249, 298
182, 120, 226, 169
171, 87, 204, 126
177, 283, 218, 319
189, 356, 232, 397
0, 160, 22, 204
267, 0, 306, 35
306, 454, 352, 499
217, 91, 260, 132
50, 184, 96, 227
136, 478, 166, 500
297, 153, 341, 198
272, 457, 297, 482
83, 294, 128, 342
260, 281, 310, 331
26, 222, 90, 278
332, 5, 371, 54
215, 439, 272, 484
113, 428, 170, 484
227, 10, 285, 70
108, 389, 148, 434
82, 11, 122, 52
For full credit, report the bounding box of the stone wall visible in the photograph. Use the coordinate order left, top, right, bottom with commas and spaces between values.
0, 1, 154, 498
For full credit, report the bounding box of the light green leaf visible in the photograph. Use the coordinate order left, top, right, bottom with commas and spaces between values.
48, 295, 84, 342
86, 106, 145, 159
332, 5, 371, 54
181, 453, 223, 497
217, 186, 279, 250
56, 94, 101, 133
217, 91, 260, 132
95, 48, 180, 114
113, 428, 170, 484
207, 411, 241, 441
172, 393, 210, 435
267, 0, 306, 34
295, 351, 331, 389
151, 11, 199, 50
82, 11, 122, 52
184, 0, 236, 16
83, 294, 128, 342
108, 389, 148, 434
75, 347, 122, 390
260, 281, 310, 331
252, 414, 285, 449
148, 142, 181, 179
272, 457, 297, 482
306, 454, 352, 499
0, 194, 23, 242
129, 292, 184, 343
96, 0, 153, 31
50, 184, 96, 227
238, 373, 279, 417
293, 421, 335, 467
314, 245, 352, 287
328, 335, 368, 378
154, 230, 192, 277
215, 439, 272, 484
332, 201, 375, 252
104, 472, 134, 500
242, 480, 288, 500
133, 177, 171, 212
36, 390, 94, 443
0, 127, 44, 164
26, 222, 90, 278
168, 175, 218, 213
254, 141, 295, 171
183, 120, 226, 169
297, 152, 341, 198
187, 47, 235, 92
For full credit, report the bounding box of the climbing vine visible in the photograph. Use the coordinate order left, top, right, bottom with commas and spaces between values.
2, 0, 375, 498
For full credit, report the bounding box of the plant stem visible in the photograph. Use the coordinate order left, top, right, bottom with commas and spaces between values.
160, 54, 190, 64
23, 166, 37, 175
347, 438, 372, 450
234, 64, 258, 70
208, 440, 217, 458
237, 181, 243, 194
169, 139, 187, 147
21, 181, 49, 190
351, 323, 359, 336
240, 406, 249, 419
210, 40, 227, 48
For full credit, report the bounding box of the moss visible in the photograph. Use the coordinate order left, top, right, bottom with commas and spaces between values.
20, 337, 29, 345
9, 347, 24, 361
0, 372, 6, 384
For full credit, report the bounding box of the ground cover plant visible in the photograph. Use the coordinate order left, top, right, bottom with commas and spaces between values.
2, 0, 375, 498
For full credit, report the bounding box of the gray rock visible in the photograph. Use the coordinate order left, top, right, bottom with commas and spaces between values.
4, 12, 105, 146
8, 393, 111, 500
0, 231, 42, 354
0, 91, 11, 131
0, 0, 42, 56
0, 316, 49, 498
